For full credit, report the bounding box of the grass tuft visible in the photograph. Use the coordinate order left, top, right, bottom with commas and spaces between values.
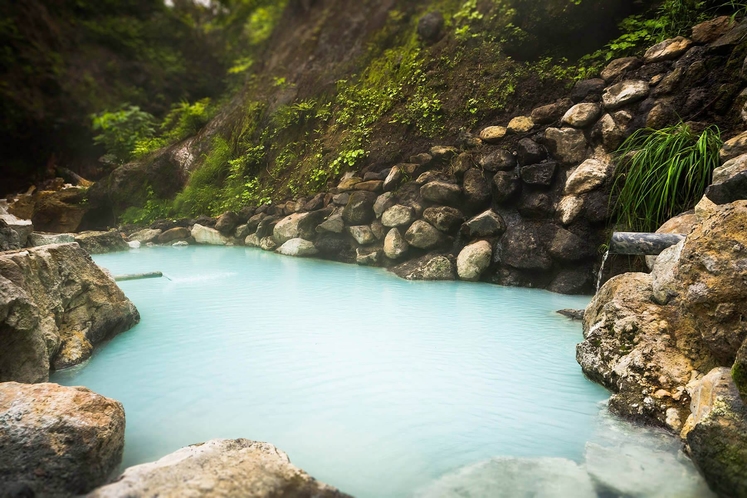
611, 122, 722, 233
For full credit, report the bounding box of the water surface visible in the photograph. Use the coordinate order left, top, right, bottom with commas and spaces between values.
53, 246, 700, 496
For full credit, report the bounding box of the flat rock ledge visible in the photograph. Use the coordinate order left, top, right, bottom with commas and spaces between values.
87, 438, 351, 498
0, 382, 126, 497
0, 242, 140, 383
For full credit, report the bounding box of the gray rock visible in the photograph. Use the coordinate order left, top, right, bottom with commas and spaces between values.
685, 368, 747, 498
0, 382, 125, 496
0, 220, 21, 251
600, 57, 642, 82
548, 268, 592, 294
316, 213, 345, 234
273, 210, 328, 245
356, 247, 382, 266
276, 238, 318, 257
543, 127, 587, 164
570, 78, 605, 102
190, 224, 229, 246
720, 131, 747, 163
383, 166, 403, 192
332, 193, 350, 206
373, 192, 395, 218
172, 240, 189, 247
477, 149, 516, 172
414, 457, 596, 498
420, 181, 461, 205
370, 219, 386, 240
215, 211, 240, 235
714, 153, 747, 184
479, 126, 507, 144
75, 230, 130, 254
430, 146, 458, 162
557, 195, 584, 225
602, 80, 650, 110
391, 254, 455, 281
0, 214, 33, 247
417, 11, 444, 43
462, 210, 506, 238
520, 161, 557, 187
705, 171, 747, 205
531, 99, 572, 124
259, 237, 277, 251
86, 439, 349, 498
517, 138, 546, 165
644, 36, 692, 63
381, 205, 415, 227
423, 206, 465, 233
457, 241, 492, 281
492, 171, 521, 204
347, 225, 376, 245
561, 103, 602, 128
462, 169, 491, 211
500, 224, 552, 270
564, 158, 613, 195
646, 101, 678, 129
157, 227, 191, 244
517, 192, 555, 219
384, 228, 408, 259
405, 220, 443, 249
128, 228, 162, 244
548, 227, 595, 262
342, 191, 377, 225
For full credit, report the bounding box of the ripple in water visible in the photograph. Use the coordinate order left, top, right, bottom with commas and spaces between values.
53, 246, 711, 497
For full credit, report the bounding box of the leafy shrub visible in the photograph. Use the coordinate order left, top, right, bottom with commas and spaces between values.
161, 98, 213, 142
611, 123, 722, 232
91, 105, 157, 163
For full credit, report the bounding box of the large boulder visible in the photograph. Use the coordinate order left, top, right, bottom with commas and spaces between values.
381, 205, 415, 228
384, 228, 408, 260
543, 128, 587, 164
273, 210, 328, 245
602, 80, 650, 110
74, 230, 129, 254
684, 367, 747, 497
0, 243, 140, 382
128, 228, 162, 244
0, 383, 125, 497
86, 439, 349, 498
342, 191, 377, 225
157, 227, 191, 244
462, 169, 492, 211
215, 211, 240, 235
499, 223, 552, 271
420, 181, 462, 206
422, 206, 465, 233
0, 213, 33, 247
461, 210, 506, 238
276, 238, 319, 257
457, 241, 492, 281
191, 224, 229, 246
405, 220, 443, 250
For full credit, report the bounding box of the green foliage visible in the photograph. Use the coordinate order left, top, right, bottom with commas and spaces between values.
611, 123, 723, 233
91, 106, 157, 164
161, 98, 213, 141
120, 187, 173, 225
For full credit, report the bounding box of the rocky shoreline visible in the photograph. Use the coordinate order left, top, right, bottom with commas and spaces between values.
2, 14, 747, 498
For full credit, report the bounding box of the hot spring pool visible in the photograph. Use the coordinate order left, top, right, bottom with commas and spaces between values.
53, 246, 712, 497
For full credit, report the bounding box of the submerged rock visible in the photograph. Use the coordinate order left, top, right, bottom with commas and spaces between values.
86, 439, 349, 498
0, 243, 139, 382
0, 382, 125, 496
414, 457, 596, 498
391, 254, 455, 281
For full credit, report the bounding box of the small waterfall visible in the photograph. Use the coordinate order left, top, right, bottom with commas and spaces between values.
596, 250, 610, 293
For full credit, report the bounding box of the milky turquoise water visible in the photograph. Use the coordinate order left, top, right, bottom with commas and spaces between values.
52, 246, 698, 497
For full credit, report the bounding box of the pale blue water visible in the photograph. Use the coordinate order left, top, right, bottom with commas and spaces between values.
52, 246, 661, 496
